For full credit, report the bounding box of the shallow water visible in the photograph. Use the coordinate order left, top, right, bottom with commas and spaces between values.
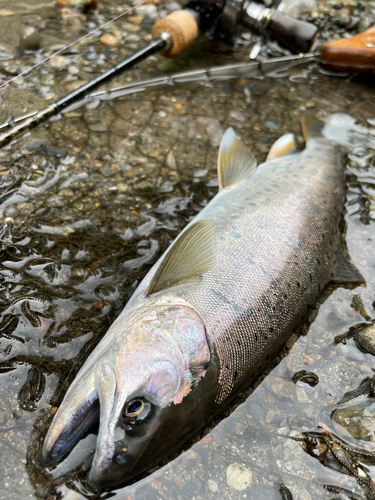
1, 0, 375, 499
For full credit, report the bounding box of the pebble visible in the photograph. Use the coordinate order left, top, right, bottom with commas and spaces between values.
18, 203, 35, 215
3, 205, 19, 218
299, 489, 312, 500
65, 80, 88, 92
117, 183, 129, 193
268, 376, 295, 398
58, 189, 74, 197
134, 4, 158, 19
207, 479, 219, 493
286, 333, 298, 349
19, 26, 41, 52
235, 422, 246, 435
166, 151, 177, 169
0, 9, 14, 16
226, 463, 252, 491
0, 410, 9, 425
56, 0, 97, 10
334, 10, 350, 26
229, 110, 246, 122
46, 195, 66, 207
196, 117, 223, 147
0, 45, 14, 61
266, 409, 275, 423
123, 23, 141, 32
128, 15, 143, 25
49, 55, 70, 69
296, 388, 309, 403
99, 34, 120, 47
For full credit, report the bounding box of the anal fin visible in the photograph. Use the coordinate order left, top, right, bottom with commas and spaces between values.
331, 244, 365, 287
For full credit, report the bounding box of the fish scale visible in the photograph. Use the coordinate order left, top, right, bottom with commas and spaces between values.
129, 138, 345, 402
42, 120, 364, 486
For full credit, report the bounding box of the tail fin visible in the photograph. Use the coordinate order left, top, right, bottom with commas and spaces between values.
301, 114, 326, 142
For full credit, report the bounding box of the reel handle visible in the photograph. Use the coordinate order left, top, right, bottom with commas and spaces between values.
266, 10, 318, 53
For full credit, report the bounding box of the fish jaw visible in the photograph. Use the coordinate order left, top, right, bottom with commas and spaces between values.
42, 302, 211, 486
41, 370, 99, 467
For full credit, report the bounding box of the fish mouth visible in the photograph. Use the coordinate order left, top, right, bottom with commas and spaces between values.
41, 389, 100, 468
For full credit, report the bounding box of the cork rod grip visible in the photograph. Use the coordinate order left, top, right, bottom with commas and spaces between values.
152, 10, 199, 57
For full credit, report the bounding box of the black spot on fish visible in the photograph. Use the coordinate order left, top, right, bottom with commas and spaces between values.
234, 371, 238, 381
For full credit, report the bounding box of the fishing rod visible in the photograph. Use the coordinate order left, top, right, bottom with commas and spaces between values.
0, 0, 318, 149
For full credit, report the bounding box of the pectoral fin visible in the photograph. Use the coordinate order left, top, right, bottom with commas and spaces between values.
218, 128, 257, 189
146, 219, 216, 296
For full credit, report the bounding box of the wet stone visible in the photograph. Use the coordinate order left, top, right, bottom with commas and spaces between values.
46, 196, 66, 207
100, 34, 120, 47
296, 388, 309, 403
58, 189, 74, 197
267, 376, 295, 398
19, 26, 41, 52
207, 478, 218, 493
235, 422, 246, 435
2, 205, 19, 219
226, 463, 252, 491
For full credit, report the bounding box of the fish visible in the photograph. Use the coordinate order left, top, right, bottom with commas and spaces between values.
41, 115, 364, 487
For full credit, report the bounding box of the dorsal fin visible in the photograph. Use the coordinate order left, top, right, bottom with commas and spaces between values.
146, 219, 216, 296
218, 128, 257, 190
266, 133, 297, 161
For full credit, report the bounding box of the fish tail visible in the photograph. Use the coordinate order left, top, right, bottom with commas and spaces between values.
301, 114, 326, 142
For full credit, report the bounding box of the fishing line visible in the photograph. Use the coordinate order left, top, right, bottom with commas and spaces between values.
0, 0, 151, 90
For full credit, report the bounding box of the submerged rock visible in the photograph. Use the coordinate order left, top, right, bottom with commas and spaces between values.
19, 26, 41, 52
226, 463, 252, 491
56, 0, 97, 10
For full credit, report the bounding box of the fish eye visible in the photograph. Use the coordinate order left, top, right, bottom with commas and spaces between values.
121, 397, 159, 436
125, 399, 145, 418
123, 397, 153, 423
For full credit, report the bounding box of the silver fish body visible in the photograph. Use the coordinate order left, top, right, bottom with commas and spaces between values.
42, 118, 362, 486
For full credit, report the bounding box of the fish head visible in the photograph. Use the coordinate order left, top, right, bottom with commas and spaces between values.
41, 301, 211, 486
